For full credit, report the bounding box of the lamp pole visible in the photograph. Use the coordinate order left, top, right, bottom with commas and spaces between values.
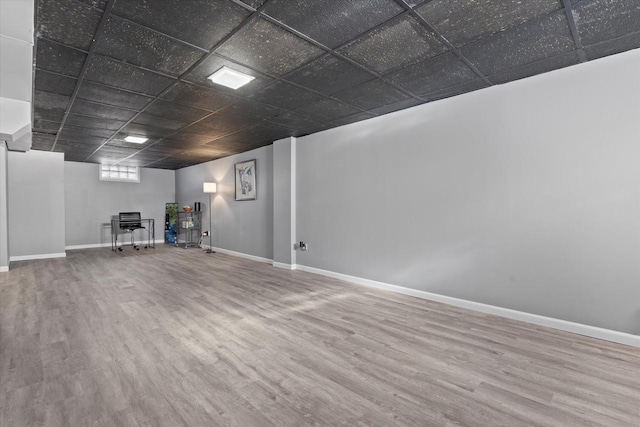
203, 182, 217, 253
207, 192, 215, 253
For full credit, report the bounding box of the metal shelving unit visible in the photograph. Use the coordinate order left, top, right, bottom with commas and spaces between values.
176, 211, 202, 249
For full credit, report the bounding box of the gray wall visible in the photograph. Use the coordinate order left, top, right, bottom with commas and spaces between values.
175, 145, 273, 260
295, 50, 640, 334
64, 161, 175, 247
0, 143, 8, 268
8, 150, 66, 257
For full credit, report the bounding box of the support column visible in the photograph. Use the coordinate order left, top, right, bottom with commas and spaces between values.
272, 137, 296, 269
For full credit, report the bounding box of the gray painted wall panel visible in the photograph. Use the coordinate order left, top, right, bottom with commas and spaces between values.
295, 50, 640, 334
64, 162, 175, 247
8, 150, 66, 257
175, 146, 273, 260
0, 143, 8, 267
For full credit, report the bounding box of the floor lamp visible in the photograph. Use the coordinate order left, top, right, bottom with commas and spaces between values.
203, 182, 217, 253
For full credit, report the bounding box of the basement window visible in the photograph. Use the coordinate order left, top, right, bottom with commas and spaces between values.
99, 165, 140, 183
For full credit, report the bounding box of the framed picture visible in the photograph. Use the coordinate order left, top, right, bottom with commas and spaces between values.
234, 159, 257, 201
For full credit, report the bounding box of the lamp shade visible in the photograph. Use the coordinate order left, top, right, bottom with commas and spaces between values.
203, 182, 217, 193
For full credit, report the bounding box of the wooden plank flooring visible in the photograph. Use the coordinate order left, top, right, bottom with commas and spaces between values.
1, 245, 639, 426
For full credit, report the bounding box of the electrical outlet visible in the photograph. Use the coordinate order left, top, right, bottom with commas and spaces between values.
299, 241, 307, 251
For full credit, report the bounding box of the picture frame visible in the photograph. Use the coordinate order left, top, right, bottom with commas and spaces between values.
234, 159, 257, 201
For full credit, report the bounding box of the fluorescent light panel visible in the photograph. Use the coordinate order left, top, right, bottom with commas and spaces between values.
125, 136, 148, 144
208, 66, 255, 89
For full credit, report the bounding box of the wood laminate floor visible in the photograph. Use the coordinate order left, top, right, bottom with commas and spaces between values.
0, 245, 638, 426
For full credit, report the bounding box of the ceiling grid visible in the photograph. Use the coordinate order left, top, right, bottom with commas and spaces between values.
28, 0, 640, 169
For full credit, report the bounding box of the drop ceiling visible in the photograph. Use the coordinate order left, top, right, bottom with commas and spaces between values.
30, 0, 640, 169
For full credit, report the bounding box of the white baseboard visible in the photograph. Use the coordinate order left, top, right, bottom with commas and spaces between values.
66, 239, 165, 250
273, 262, 296, 270
202, 245, 273, 264
0, 265, 8, 272
9, 252, 67, 262
295, 264, 640, 348
66, 242, 111, 250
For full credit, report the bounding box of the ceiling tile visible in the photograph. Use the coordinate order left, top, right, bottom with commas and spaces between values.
333, 79, 411, 110
262, 0, 404, 49
166, 130, 218, 146
85, 157, 121, 165
144, 99, 211, 123
574, 0, 640, 46
33, 119, 61, 133
489, 51, 579, 84
293, 98, 361, 122
247, 81, 324, 110
330, 112, 376, 127
114, 158, 145, 167
64, 153, 96, 162
428, 79, 489, 102
184, 54, 274, 96
236, 0, 266, 9
417, 0, 563, 48
35, 38, 87, 77
33, 91, 70, 122
133, 112, 188, 131
367, 98, 425, 116
196, 111, 256, 137
206, 124, 291, 150
58, 125, 113, 143
387, 52, 477, 96
112, 0, 251, 50
159, 141, 208, 154
85, 55, 175, 96
66, 114, 126, 130
128, 152, 171, 164
284, 54, 375, 96
165, 154, 219, 167
181, 147, 231, 158
461, 11, 575, 76
35, 70, 77, 96
69, 99, 138, 122
80, 0, 107, 9
338, 15, 447, 74
216, 18, 325, 76
76, 81, 154, 109
121, 123, 174, 139
143, 140, 186, 154
91, 146, 141, 157
31, 133, 56, 151
53, 140, 103, 155
56, 133, 106, 145
178, 122, 221, 136
33, 107, 62, 123
161, 82, 236, 112
144, 161, 184, 170
585, 32, 640, 61
265, 111, 322, 132
218, 100, 284, 121
86, 146, 141, 163
105, 138, 156, 150
37, 0, 102, 50
96, 18, 205, 77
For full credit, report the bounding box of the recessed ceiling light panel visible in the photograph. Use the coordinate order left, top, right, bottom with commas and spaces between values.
124, 136, 148, 144
208, 66, 255, 89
